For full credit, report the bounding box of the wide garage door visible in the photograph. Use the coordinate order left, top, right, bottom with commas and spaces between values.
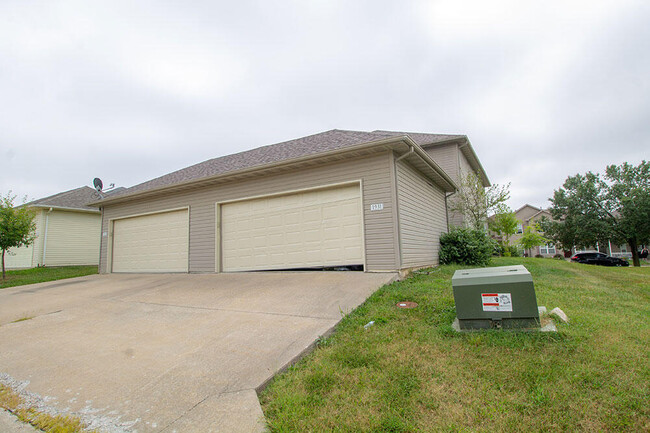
220, 184, 363, 272
111, 209, 189, 273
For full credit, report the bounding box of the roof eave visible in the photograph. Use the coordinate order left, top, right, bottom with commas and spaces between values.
30, 205, 100, 214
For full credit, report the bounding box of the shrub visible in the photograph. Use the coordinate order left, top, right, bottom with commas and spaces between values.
507, 245, 521, 257
535, 254, 543, 258
440, 228, 495, 266
553, 254, 565, 260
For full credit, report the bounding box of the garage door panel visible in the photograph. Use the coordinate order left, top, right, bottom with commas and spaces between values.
112, 209, 188, 273
221, 184, 363, 271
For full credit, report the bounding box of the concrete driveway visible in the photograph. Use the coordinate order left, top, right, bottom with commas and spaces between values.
0, 271, 396, 432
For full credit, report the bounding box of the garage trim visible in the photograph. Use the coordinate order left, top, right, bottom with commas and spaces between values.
108, 206, 190, 273
215, 180, 365, 272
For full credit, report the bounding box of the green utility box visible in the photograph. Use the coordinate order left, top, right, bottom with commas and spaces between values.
451, 265, 540, 330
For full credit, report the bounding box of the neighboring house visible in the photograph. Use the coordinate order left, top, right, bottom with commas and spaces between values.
375, 131, 490, 227
4, 187, 107, 269
509, 205, 556, 257
92, 129, 489, 274
508, 204, 632, 258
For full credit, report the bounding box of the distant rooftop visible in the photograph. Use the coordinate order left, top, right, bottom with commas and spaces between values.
27, 186, 126, 211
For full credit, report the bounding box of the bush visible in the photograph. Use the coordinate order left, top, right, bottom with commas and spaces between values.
440, 228, 495, 266
553, 254, 565, 260
535, 254, 543, 258
507, 245, 521, 257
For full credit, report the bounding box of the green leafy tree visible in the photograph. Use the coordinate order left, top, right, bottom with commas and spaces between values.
0, 192, 37, 279
519, 224, 548, 257
488, 205, 519, 255
547, 161, 650, 266
449, 172, 510, 230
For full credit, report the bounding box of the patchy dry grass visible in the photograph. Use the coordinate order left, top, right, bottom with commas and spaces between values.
0, 266, 97, 289
0, 384, 96, 433
260, 258, 649, 432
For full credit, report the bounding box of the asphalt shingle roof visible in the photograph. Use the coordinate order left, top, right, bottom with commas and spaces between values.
27, 186, 101, 211
103, 129, 466, 201
27, 186, 126, 210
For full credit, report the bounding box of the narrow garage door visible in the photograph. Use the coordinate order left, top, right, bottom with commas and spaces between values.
220, 184, 363, 272
112, 209, 189, 273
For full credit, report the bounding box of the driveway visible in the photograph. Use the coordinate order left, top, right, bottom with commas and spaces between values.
0, 272, 396, 432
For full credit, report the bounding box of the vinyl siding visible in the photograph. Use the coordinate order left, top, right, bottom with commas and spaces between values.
100, 151, 398, 273
396, 159, 447, 268
43, 210, 101, 266
4, 241, 34, 269
458, 152, 473, 178
423, 143, 460, 183
4, 210, 44, 269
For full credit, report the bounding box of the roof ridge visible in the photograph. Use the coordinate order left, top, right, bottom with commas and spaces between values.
29, 186, 92, 205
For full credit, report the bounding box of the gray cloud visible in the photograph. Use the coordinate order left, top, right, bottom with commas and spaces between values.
1, 0, 648, 211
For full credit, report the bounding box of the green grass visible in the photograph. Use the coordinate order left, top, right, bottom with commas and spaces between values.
260, 257, 650, 432
0, 266, 98, 289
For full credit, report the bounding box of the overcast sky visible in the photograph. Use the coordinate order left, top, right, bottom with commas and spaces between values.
1, 0, 648, 210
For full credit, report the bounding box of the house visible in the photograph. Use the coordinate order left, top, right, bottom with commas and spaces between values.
510, 204, 632, 258
92, 129, 489, 274
374, 131, 490, 227
510, 204, 556, 257
4, 186, 104, 269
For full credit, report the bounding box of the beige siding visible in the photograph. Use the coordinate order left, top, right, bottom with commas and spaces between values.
423, 143, 460, 183
43, 210, 101, 266
4, 243, 34, 269
396, 159, 447, 268
4, 211, 44, 269
458, 152, 473, 178
100, 152, 398, 273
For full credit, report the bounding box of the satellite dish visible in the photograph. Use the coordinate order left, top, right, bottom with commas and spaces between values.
93, 178, 103, 192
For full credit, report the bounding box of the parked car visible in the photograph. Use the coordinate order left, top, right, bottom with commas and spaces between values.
570, 252, 629, 267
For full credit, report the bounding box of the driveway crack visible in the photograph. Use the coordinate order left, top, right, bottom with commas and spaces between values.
124, 300, 337, 321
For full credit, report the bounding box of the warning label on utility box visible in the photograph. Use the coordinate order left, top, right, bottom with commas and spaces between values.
481, 293, 513, 312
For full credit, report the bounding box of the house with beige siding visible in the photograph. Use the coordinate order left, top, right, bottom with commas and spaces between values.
374, 131, 490, 228
4, 187, 103, 269
508, 204, 556, 257
92, 130, 489, 274
508, 204, 634, 258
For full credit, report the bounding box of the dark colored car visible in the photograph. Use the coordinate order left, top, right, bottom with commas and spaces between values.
570, 252, 629, 267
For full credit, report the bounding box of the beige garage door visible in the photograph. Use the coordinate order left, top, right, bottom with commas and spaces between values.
220, 184, 364, 272
111, 209, 189, 273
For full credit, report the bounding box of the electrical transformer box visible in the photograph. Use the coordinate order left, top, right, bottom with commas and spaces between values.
451, 265, 540, 330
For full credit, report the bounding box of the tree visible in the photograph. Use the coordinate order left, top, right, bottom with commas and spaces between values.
449, 172, 511, 230
547, 161, 650, 267
0, 192, 37, 279
519, 224, 548, 256
488, 205, 519, 255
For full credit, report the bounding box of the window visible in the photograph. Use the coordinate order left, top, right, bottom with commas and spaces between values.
619, 245, 628, 253
540, 244, 556, 255
516, 223, 523, 234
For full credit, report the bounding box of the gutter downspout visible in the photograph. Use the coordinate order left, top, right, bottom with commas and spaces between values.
444, 192, 455, 232
393, 146, 415, 270
42, 208, 53, 266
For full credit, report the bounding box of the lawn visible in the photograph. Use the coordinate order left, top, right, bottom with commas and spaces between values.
260, 257, 649, 432
0, 266, 98, 289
